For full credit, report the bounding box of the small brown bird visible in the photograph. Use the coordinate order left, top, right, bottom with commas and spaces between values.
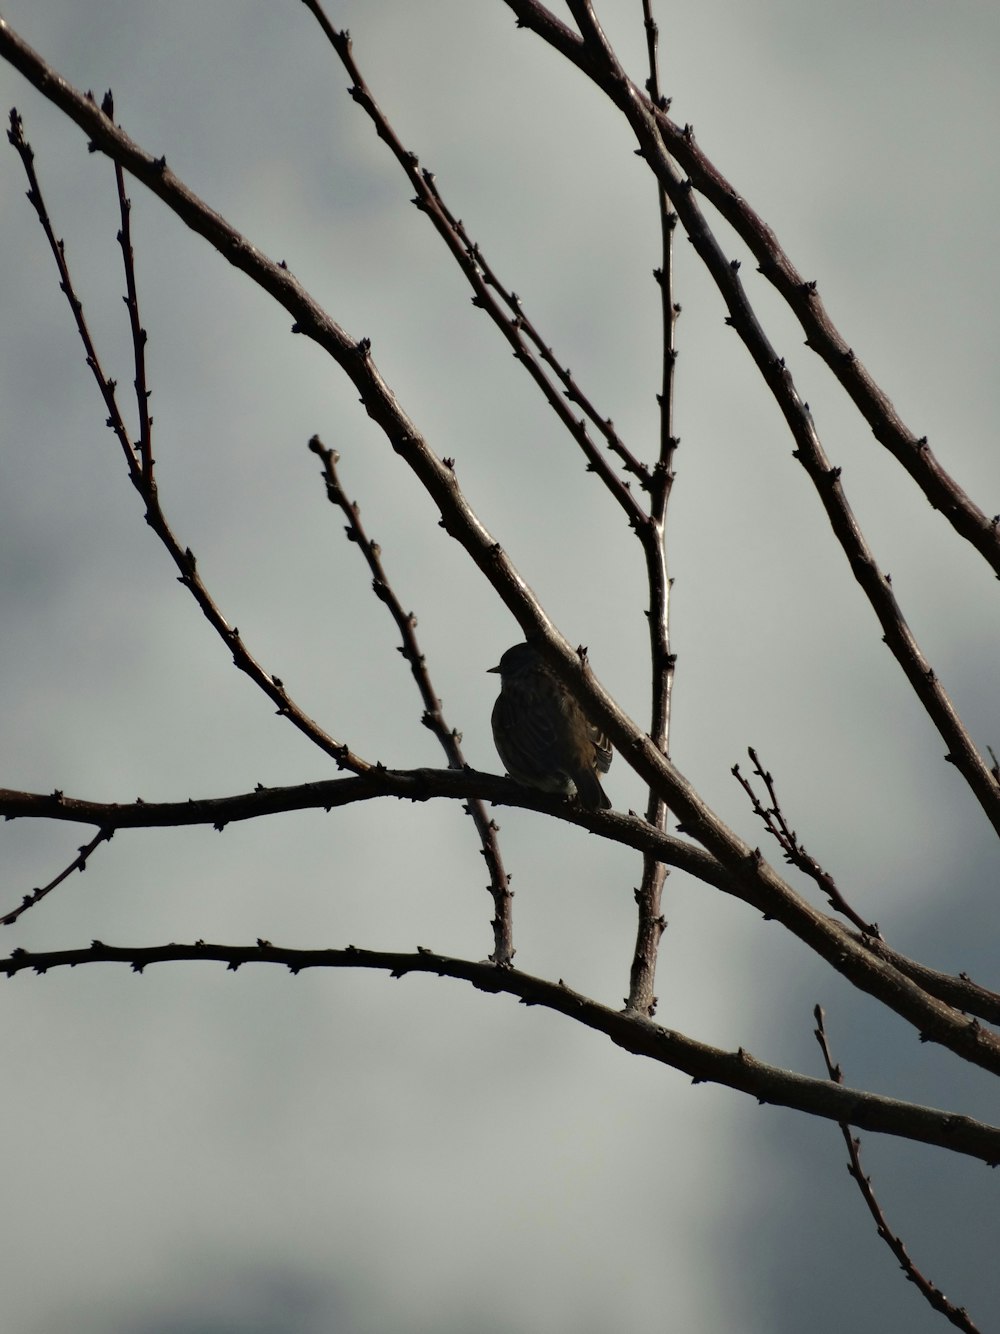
489, 642, 612, 810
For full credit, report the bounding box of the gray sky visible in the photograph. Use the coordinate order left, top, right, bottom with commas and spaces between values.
2, 3, 999, 1332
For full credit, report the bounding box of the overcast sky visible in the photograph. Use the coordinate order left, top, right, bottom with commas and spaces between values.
2, 4, 1000, 1332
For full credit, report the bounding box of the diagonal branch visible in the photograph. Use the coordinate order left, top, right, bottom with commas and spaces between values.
7, 98, 371, 788
503, 5, 1000, 841
814, 1006, 982, 1333
500, 0, 1000, 578
303, 3, 676, 1014
733, 747, 880, 938
302, 5, 650, 515
7, 106, 142, 487
106, 90, 154, 489
0, 828, 113, 927
309, 435, 513, 966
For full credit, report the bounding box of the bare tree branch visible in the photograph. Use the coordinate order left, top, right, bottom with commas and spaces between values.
500, 3, 1000, 845
0, 22, 846, 974
107, 89, 154, 489
0, 935, 997, 1165
2, 772, 999, 1087
733, 747, 881, 938
814, 1006, 983, 1333
626, 0, 677, 1017
2, 7, 997, 1326
309, 435, 514, 966
301, 7, 650, 516
500, 0, 1000, 577
0, 828, 113, 927
7, 100, 372, 783
3, 10, 999, 1169
845, 935, 1000, 1029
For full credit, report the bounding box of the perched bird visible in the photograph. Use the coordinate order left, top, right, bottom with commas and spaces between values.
489, 642, 612, 810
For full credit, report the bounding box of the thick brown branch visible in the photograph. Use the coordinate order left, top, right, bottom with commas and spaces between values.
2, 938, 998, 1164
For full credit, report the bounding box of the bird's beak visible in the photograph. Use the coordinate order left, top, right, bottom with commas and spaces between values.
487, 664, 501, 674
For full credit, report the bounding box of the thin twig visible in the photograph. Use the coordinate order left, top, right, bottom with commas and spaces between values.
421, 170, 653, 492
7, 107, 142, 486
0, 828, 113, 926
309, 436, 514, 966
300, 2, 651, 515
554, 6, 1000, 840
814, 1006, 982, 1333
627, 0, 676, 1016
105, 90, 154, 490
733, 747, 881, 938
8, 102, 371, 781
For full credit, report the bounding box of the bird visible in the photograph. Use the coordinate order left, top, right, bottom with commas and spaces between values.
488, 642, 612, 810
